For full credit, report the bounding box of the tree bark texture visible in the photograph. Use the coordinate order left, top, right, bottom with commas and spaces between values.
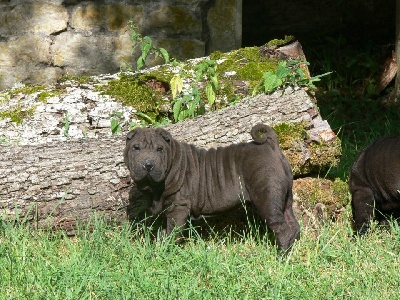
375, 50, 397, 95
0, 88, 340, 233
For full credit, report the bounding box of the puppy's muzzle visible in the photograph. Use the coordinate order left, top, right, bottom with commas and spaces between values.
142, 158, 155, 172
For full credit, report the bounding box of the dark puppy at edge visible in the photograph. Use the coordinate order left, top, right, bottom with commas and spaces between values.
123, 124, 300, 251
350, 136, 400, 234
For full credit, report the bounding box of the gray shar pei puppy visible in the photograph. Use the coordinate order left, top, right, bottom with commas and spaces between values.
124, 123, 300, 250
350, 136, 400, 234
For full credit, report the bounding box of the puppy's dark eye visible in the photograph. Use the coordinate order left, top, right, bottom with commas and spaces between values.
133, 145, 140, 151
157, 146, 164, 152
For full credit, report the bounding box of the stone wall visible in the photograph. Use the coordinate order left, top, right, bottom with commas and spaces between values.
0, 0, 242, 91
2, 0, 391, 92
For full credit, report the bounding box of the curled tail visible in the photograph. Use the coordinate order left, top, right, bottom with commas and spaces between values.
251, 123, 278, 148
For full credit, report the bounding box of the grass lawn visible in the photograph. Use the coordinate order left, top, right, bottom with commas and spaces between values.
1, 212, 400, 299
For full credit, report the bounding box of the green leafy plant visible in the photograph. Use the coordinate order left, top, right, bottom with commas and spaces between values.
169, 59, 219, 122
61, 113, 70, 137
194, 59, 219, 109
135, 112, 171, 127
170, 75, 184, 100
254, 59, 331, 95
109, 112, 123, 135
128, 21, 170, 70
110, 119, 122, 135
0, 135, 8, 144
172, 85, 205, 122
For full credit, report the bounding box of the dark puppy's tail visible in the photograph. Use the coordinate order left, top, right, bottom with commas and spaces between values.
251, 123, 278, 148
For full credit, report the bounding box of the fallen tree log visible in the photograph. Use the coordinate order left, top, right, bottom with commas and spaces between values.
0, 87, 341, 233
375, 50, 397, 95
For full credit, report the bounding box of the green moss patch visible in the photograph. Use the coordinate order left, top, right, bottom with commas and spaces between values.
0, 105, 36, 125
101, 73, 171, 122
273, 122, 341, 176
212, 46, 279, 92
199, 46, 279, 105
38, 91, 60, 102
0, 85, 62, 124
9, 85, 46, 97
273, 122, 308, 147
309, 137, 342, 170
59, 75, 92, 85
293, 177, 349, 209
266, 35, 295, 47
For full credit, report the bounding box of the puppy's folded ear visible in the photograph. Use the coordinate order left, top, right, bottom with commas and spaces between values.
155, 127, 172, 143
126, 129, 138, 142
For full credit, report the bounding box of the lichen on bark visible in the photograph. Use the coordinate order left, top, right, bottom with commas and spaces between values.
0, 86, 60, 124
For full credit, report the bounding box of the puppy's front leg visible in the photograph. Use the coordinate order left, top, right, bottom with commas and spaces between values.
165, 203, 190, 240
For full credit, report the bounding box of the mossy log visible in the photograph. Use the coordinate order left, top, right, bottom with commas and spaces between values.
0, 88, 341, 233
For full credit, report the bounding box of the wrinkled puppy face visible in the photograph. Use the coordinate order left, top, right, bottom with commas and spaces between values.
124, 127, 172, 189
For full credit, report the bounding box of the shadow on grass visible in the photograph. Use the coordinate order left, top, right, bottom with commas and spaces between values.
317, 94, 399, 181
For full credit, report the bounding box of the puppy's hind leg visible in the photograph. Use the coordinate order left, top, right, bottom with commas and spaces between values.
351, 186, 375, 235
251, 187, 299, 251
283, 190, 300, 243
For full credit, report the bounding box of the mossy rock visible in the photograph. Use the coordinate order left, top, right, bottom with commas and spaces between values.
293, 177, 350, 226
273, 122, 341, 176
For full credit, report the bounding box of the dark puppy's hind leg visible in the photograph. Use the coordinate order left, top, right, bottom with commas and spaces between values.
283, 190, 300, 242
251, 187, 298, 251
351, 187, 375, 235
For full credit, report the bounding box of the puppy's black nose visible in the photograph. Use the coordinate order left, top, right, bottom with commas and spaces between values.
142, 159, 154, 172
